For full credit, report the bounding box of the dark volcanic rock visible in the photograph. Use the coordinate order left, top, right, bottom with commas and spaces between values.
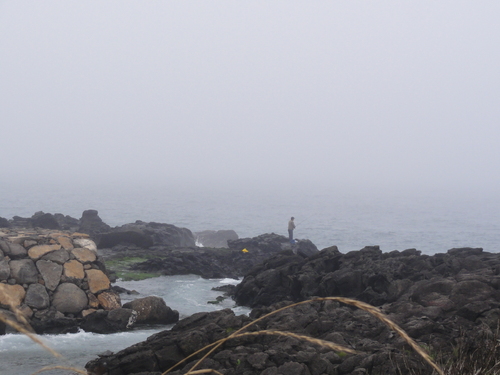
85, 304, 428, 375
194, 230, 239, 248
123, 296, 179, 324
31, 212, 60, 230
128, 233, 318, 279
0, 217, 10, 228
86, 246, 500, 375
98, 221, 195, 249
81, 308, 137, 334
53, 213, 80, 231
78, 209, 111, 237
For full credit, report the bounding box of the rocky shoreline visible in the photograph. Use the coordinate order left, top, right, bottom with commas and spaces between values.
2, 210, 500, 374
83, 244, 500, 375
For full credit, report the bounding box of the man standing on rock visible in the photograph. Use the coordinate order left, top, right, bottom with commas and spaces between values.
288, 217, 295, 244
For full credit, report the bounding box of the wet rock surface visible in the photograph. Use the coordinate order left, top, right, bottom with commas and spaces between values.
86, 245, 500, 375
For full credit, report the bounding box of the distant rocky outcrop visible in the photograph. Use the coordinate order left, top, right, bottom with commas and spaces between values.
194, 230, 239, 248
0, 217, 10, 228
97, 221, 196, 249
127, 233, 319, 279
228, 233, 319, 257
0, 228, 178, 335
78, 209, 112, 237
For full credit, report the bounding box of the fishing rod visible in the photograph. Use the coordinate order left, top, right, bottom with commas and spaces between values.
294, 215, 313, 227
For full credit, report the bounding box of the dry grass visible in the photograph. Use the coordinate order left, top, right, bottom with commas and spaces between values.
405, 329, 500, 375
164, 297, 444, 375
6, 286, 482, 375
0, 284, 87, 375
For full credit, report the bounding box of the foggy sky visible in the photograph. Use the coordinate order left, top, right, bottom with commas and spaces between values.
1, 2, 499, 194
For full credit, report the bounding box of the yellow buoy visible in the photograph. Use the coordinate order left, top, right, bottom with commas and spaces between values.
242, 248, 249, 253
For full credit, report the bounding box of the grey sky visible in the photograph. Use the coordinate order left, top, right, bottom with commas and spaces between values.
1, 2, 499, 193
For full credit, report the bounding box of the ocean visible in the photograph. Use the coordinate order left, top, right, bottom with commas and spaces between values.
1, 182, 499, 254
0, 182, 499, 374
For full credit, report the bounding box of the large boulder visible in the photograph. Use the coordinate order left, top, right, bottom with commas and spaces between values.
194, 230, 239, 248
36, 260, 62, 291
86, 269, 111, 294
0, 258, 10, 280
9, 259, 38, 284
97, 221, 196, 249
0, 240, 27, 259
24, 283, 50, 309
81, 308, 137, 334
31, 212, 60, 230
52, 283, 88, 314
53, 213, 80, 231
0, 217, 10, 228
123, 296, 179, 324
78, 209, 111, 237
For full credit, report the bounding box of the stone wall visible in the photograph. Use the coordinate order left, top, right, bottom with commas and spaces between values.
0, 228, 120, 333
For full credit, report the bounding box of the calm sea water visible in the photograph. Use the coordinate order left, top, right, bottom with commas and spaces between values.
0, 182, 499, 373
1, 182, 499, 254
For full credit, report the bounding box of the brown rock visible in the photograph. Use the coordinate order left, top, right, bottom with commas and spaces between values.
28, 244, 61, 260
64, 260, 85, 279
57, 236, 74, 250
82, 308, 97, 318
88, 293, 100, 309
0, 284, 26, 308
97, 291, 121, 310
71, 248, 96, 263
86, 269, 110, 294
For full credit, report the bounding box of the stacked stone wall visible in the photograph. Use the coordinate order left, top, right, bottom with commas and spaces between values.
0, 228, 119, 328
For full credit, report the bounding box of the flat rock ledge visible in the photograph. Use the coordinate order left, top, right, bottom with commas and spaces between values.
0, 228, 178, 334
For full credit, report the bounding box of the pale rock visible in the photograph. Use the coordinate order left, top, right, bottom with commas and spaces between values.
82, 308, 97, 318
23, 240, 37, 248
88, 293, 100, 309
123, 296, 179, 324
71, 248, 96, 263
64, 260, 85, 279
57, 236, 74, 250
97, 291, 121, 310
28, 244, 61, 260
86, 269, 110, 294
73, 238, 97, 253
0, 284, 26, 307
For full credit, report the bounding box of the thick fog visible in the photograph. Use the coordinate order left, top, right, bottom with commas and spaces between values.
1, 2, 499, 195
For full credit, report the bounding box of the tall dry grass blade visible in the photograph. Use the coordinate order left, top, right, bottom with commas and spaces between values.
173, 297, 443, 375
0, 312, 62, 358
229, 330, 356, 354
0, 284, 88, 373
0, 283, 35, 332
186, 369, 224, 375
30, 365, 88, 375
165, 330, 354, 375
